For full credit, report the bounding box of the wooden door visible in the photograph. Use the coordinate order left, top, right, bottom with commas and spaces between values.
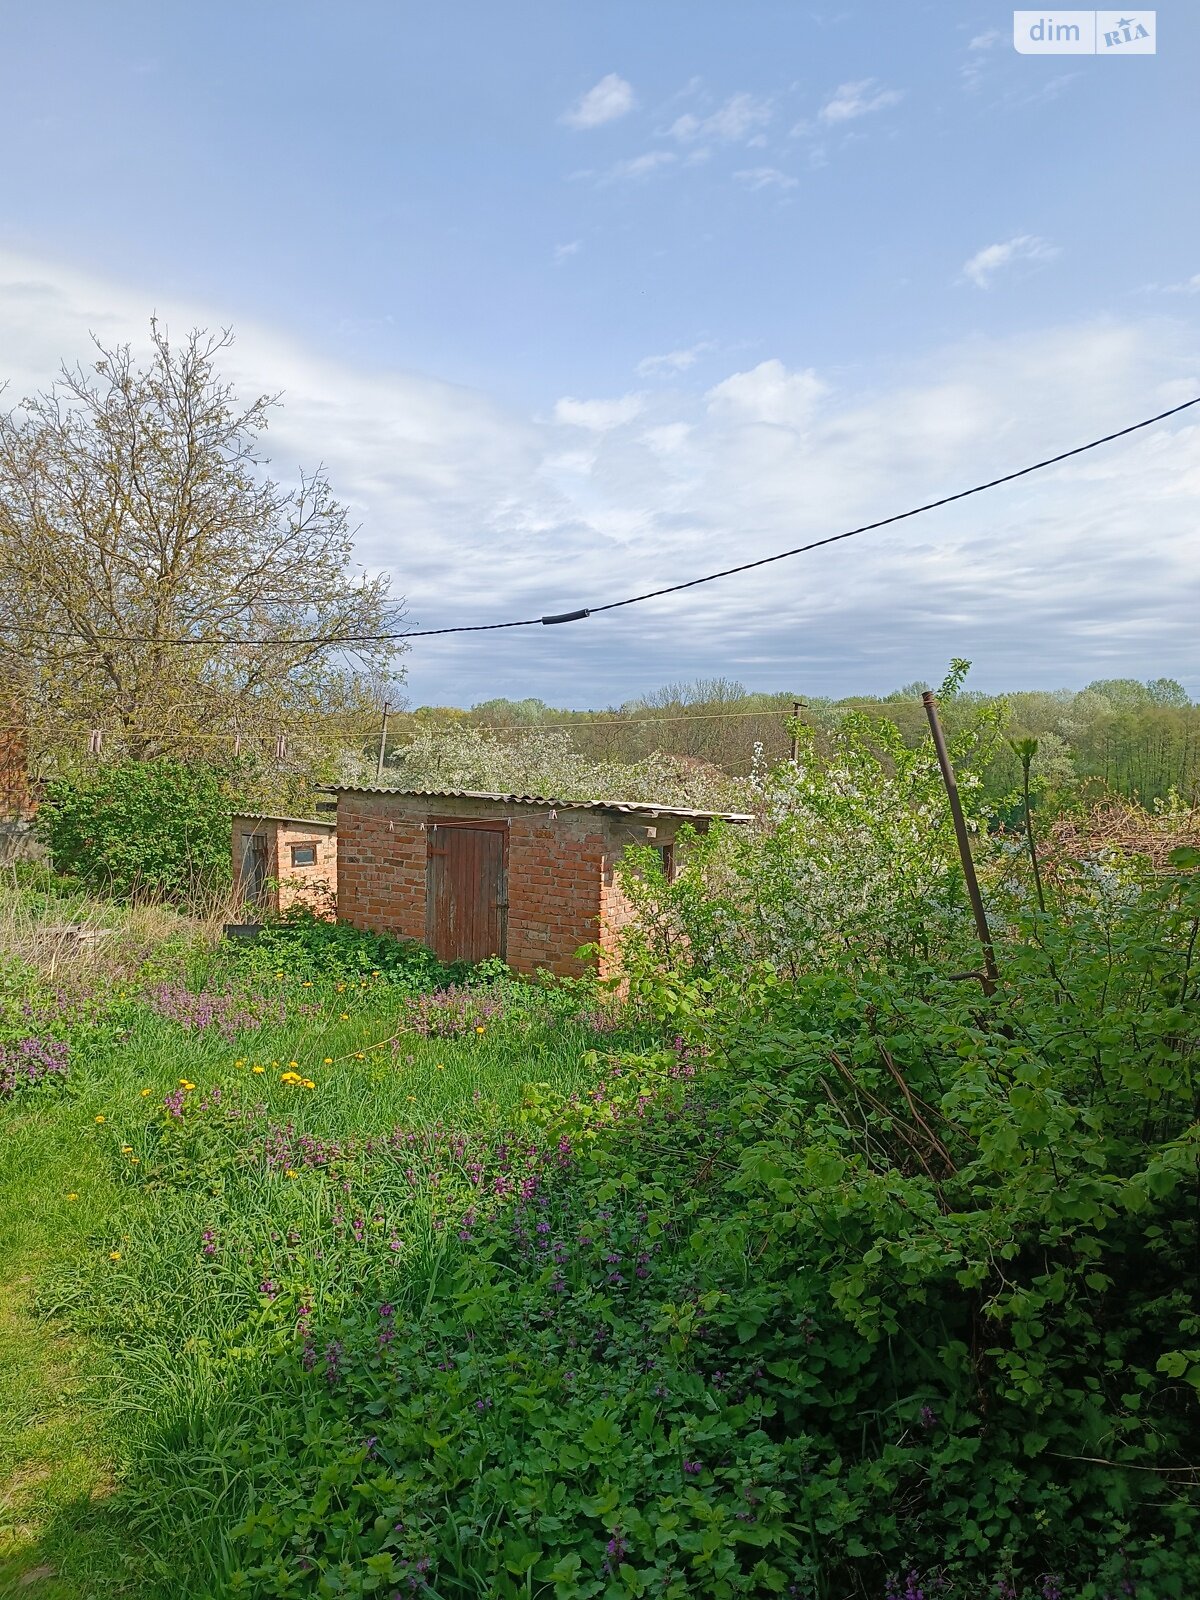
240, 833, 268, 908
426, 823, 507, 964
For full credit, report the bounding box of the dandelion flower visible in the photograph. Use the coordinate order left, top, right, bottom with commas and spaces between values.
121, 1145, 133, 1153
109, 1251, 121, 1261
276, 971, 285, 980
234, 1058, 245, 1067
252, 1065, 266, 1074
436, 1063, 445, 1071
336, 983, 345, 992
323, 1057, 333, 1065
288, 1059, 299, 1068
140, 1088, 152, 1097
130, 1156, 140, 1164
407, 1095, 416, 1102
475, 1025, 486, 1034
66, 1192, 78, 1201
285, 1169, 299, 1179
94, 1114, 106, 1124
302, 981, 312, 988
339, 1013, 349, 1021
302, 1080, 315, 1089
355, 1052, 365, 1060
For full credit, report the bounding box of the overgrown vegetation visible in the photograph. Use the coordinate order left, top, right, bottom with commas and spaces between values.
1, 692, 1198, 1599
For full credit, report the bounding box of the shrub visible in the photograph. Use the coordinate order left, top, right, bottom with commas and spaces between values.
36, 760, 233, 903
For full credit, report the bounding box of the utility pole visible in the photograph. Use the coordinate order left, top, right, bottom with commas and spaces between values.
375, 702, 391, 782
788, 699, 805, 763
922, 691, 998, 996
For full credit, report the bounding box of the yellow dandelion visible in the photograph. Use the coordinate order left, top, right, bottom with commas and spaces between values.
130, 1156, 140, 1164
302, 1079, 315, 1090
371, 969, 380, 976
336, 983, 346, 992
288, 1059, 299, 1068
276, 971, 285, 979
235, 1058, 245, 1067
355, 1051, 365, 1060
285, 1169, 299, 1179
302, 980, 312, 987
109, 1251, 121, 1261
271, 1059, 280, 1067
323, 1057, 333, 1065
252, 1065, 266, 1074
436, 1063, 445, 1071
140, 1088, 152, 1097
66, 1192, 78, 1201
340, 1013, 349, 1021
120, 1144, 133, 1153
407, 1094, 416, 1102
475, 1025, 486, 1034
94, 1114, 106, 1123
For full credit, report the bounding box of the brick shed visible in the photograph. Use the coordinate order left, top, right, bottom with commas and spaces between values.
326, 787, 752, 976
232, 813, 337, 918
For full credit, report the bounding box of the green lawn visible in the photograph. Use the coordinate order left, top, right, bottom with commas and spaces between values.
0, 924, 628, 1597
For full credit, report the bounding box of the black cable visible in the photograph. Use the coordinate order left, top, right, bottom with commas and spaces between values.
8, 394, 1198, 649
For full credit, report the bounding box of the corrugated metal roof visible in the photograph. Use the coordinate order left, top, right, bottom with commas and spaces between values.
318, 786, 752, 823
232, 813, 337, 828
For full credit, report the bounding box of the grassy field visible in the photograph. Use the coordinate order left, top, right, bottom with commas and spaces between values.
0, 898, 637, 1598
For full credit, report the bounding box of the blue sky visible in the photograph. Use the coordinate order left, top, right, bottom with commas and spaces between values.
2, 3, 1198, 706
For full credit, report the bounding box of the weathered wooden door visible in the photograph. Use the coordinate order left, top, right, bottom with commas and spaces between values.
426, 823, 507, 963
240, 833, 268, 908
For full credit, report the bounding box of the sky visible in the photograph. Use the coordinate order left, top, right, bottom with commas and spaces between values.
1, 2, 1198, 708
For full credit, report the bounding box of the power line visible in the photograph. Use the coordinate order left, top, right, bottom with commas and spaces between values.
7, 393, 1199, 650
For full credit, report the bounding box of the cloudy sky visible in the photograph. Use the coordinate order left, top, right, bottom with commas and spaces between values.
2, 3, 1198, 706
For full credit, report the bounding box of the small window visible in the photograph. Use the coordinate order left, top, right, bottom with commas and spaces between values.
656, 842, 675, 882
290, 843, 318, 868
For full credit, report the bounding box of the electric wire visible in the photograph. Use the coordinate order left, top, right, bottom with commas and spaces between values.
7, 394, 1197, 650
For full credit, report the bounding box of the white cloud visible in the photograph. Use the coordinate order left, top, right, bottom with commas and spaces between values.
553, 240, 582, 265
962, 234, 1060, 288
733, 166, 798, 192
968, 29, 1003, 50
706, 359, 825, 427
818, 78, 904, 124
600, 149, 677, 183
562, 73, 635, 129
553, 393, 645, 431
2, 249, 1198, 704
636, 342, 715, 378
1154, 273, 1200, 295
667, 92, 774, 145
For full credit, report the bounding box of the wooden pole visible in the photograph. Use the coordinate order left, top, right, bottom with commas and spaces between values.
375, 702, 391, 782
922, 691, 998, 996
789, 699, 803, 763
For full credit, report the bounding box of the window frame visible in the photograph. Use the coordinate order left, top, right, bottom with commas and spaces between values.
289, 841, 319, 868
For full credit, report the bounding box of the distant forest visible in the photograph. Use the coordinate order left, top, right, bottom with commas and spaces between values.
393, 675, 1200, 808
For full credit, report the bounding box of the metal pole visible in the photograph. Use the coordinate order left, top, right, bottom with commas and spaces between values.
922, 691, 998, 996
789, 700, 802, 763
375, 702, 391, 782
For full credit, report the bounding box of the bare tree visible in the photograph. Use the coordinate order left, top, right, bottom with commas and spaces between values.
0, 321, 403, 767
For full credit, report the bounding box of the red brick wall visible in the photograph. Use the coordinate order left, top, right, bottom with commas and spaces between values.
0, 713, 29, 819
333, 794, 686, 978
335, 794, 428, 942
276, 822, 337, 917
232, 818, 337, 918
505, 812, 608, 976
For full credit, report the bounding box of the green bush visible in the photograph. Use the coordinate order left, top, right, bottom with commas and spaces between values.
36, 760, 233, 903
